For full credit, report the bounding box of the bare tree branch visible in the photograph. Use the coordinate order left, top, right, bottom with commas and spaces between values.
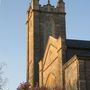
0, 63, 7, 90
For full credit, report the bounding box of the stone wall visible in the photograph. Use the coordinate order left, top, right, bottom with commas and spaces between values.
26, 10, 34, 85
63, 56, 79, 90
63, 55, 90, 90
79, 57, 90, 90
39, 36, 63, 89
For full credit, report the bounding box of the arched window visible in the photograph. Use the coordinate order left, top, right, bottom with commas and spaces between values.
45, 73, 56, 88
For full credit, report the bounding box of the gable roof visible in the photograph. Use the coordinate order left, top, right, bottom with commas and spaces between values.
63, 54, 90, 70
66, 39, 90, 63
66, 39, 90, 49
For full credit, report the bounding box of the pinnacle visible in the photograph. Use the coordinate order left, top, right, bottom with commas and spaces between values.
48, 0, 50, 4
58, 0, 63, 3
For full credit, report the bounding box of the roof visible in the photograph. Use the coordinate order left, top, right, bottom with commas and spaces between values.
66, 39, 90, 49
66, 39, 90, 63
63, 55, 90, 69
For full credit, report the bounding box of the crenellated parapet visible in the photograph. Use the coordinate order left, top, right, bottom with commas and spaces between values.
27, 0, 65, 14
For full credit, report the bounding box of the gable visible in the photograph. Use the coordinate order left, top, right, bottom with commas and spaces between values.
66, 39, 90, 62
39, 36, 63, 88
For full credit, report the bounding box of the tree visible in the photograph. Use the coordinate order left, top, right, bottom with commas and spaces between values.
0, 63, 7, 90
17, 82, 30, 90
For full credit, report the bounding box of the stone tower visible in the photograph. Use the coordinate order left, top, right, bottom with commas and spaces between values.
26, 0, 66, 86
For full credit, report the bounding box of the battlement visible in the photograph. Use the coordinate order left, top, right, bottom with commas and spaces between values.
27, 0, 65, 13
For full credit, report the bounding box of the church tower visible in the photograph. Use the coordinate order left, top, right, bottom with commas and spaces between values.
26, 0, 66, 86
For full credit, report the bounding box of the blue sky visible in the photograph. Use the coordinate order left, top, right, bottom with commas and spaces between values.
0, 0, 90, 90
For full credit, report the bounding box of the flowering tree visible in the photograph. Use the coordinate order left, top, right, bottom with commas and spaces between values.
17, 82, 29, 90
17, 82, 62, 90
17, 82, 47, 90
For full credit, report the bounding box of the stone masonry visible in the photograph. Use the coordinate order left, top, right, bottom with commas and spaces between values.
26, 0, 90, 90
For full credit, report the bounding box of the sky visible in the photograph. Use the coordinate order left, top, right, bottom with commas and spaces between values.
0, 0, 90, 90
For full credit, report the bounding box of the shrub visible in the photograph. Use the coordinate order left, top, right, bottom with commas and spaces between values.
17, 82, 62, 90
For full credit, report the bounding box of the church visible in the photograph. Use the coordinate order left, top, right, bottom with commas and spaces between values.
26, 0, 90, 90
